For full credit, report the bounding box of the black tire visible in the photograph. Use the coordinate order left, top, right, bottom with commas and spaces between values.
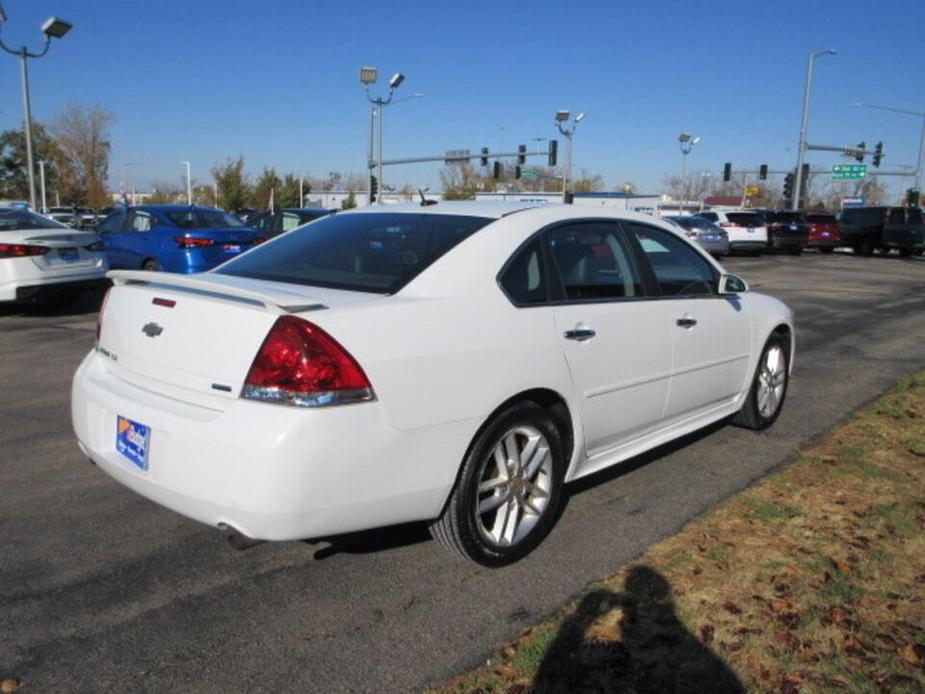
914, 249, 924, 257
818, 247, 834, 254
732, 333, 789, 431
430, 402, 565, 566
899, 248, 913, 259
853, 240, 874, 257
142, 258, 162, 271
786, 247, 803, 256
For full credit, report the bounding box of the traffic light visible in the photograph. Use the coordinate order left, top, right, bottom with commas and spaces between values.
908, 189, 921, 208
723, 163, 732, 182
873, 142, 883, 168
515, 165, 522, 180
801, 163, 809, 180
493, 161, 502, 179
369, 175, 378, 203
855, 141, 865, 162
548, 139, 558, 167
480, 147, 489, 167
759, 164, 768, 180
517, 144, 526, 165
783, 173, 794, 203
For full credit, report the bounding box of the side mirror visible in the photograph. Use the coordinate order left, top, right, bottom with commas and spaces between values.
718, 274, 748, 295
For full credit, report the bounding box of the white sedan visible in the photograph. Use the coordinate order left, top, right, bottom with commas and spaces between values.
72, 203, 793, 566
1, 207, 109, 303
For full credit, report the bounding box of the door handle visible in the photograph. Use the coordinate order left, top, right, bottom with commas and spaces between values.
676, 316, 697, 328
564, 328, 596, 341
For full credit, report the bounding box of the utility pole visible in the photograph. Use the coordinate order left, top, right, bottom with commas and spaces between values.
182, 161, 192, 205
38, 159, 47, 212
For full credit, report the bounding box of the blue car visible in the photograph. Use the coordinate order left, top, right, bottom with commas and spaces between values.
96, 205, 261, 273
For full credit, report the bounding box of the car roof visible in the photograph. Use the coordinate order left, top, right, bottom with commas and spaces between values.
133, 205, 226, 212
346, 200, 542, 219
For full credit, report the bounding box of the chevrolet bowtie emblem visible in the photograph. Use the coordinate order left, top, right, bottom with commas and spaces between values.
142, 322, 164, 338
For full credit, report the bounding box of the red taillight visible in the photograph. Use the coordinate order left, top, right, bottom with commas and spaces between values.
242, 316, 374, 407
96, 288, 111, 346
174, 236, 214, 248
719, 222, 735, 228
83, 241, 104, 252
0, 243, 50, 257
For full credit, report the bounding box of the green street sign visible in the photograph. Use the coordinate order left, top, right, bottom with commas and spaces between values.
520, 169, 537, 179
832, 163, 867, 180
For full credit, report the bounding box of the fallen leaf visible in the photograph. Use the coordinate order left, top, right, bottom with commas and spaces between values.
700, 624, 715, 644
780, 673, 802, 693
723, 600, 742, 615
843, 637, 866, 656
0, 680, 19, 694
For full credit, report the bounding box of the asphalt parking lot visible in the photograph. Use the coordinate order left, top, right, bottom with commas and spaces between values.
1, 250, 924, 693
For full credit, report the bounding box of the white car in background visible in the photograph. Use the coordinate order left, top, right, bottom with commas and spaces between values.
1, 207, 109, 303
697, 209, 768, 255
72, 202, 794, 566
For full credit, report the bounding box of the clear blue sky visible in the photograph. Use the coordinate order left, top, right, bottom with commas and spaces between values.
1, 0, 923, 196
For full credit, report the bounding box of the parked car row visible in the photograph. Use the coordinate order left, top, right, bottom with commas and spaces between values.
673, 206, 924, 259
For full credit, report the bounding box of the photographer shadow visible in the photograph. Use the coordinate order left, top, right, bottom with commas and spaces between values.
532, 566, 744, 694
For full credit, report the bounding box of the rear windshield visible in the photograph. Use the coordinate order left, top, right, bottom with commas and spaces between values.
909, 209, 923, 224
806, 214, 836, 224
0, 209, 70, 231
165, 209, 246, 229
217, 212, 492, 294
726, 213, 760, 226
765, 212, 804, 223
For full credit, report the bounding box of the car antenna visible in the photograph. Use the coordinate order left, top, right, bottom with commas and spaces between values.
418, 188, 438, 207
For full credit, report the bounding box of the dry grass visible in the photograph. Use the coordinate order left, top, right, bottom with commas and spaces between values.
434, 371, 925, 693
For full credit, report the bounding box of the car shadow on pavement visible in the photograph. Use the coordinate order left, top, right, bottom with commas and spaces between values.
0, 285, 108, 318
532, 566, 745, 694
309, 521, 432, 561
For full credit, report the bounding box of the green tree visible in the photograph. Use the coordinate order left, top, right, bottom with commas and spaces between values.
252, 167, 282, 210
211, 156, 250, 211
50, 103, 114, 209
0, 123, 61, 202
277, 173, 302, 208
341, 191, 357, 209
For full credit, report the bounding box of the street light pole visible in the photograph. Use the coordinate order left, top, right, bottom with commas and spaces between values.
359, 67, 409, 205
38, 159, 47, 213
0, 8, 73, 210
182, 161, 192, 205
555, 111, 584, 203
793, 49, 836, 210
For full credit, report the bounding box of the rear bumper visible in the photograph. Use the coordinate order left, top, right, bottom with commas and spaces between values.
729, 240, 766, 252
768, 233, 809, 250
808, 238, 841, 248
71, 351, 473, 541
2, 275, 109, 303
695, 238, 730, 255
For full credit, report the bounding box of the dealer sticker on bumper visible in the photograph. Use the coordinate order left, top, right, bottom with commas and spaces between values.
116, 416, 150, 471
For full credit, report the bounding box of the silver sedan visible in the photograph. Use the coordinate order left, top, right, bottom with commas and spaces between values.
666, 216, 730, 257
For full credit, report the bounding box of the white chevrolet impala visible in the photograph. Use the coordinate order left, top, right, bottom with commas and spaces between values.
72, 202, 793, 565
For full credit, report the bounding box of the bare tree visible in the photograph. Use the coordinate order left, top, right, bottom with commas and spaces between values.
49, 104, 114, 209
663, 171, 711, 204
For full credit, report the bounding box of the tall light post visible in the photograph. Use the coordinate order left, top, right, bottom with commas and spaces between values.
181, 161, 192, 205
359, 66, 407, 205
678, 132, 700, 214
792, 49, 837, 210
0, 5, 73, 210
555, 110, 584, 203
38, 159, 47, 212
852, 101, 925, 195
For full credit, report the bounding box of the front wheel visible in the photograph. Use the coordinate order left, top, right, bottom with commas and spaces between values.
430, 402, 565, 566
733, 334, 789, 431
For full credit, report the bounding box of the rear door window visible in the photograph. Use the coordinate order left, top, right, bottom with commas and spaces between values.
908, 208, 923, 224
699, 212, 718, 222
546, 222, 643, 300
888, 208, 905, 224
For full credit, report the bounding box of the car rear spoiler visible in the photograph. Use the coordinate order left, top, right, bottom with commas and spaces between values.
107, 270, 327, 315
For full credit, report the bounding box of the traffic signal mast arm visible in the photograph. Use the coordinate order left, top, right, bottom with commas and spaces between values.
374, 144, 557, 168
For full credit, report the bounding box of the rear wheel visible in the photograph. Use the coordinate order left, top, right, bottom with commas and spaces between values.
430, 402, 564, 566
818, 247, 834, 254
142, 259, 162, 271
914, 249, 924, 257
899, 248, 913, 258
786, 247, 803, 256
732, 334, 789, 431
853, 240, 874, 256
